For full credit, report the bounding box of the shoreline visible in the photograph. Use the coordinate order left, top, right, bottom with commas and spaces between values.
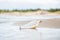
0, 13, 60, 28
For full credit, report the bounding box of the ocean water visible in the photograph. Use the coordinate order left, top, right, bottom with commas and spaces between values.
0, 15, 60, 40
0, 22, 60, 40
0, 22, 40, 40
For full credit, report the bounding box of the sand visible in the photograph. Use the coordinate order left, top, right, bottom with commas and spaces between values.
14, 18, 60, 28
39, 18, 60, 28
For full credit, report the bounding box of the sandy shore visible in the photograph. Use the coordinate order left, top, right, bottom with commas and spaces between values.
39, 18, 60, 28
14, 18, 60, 28
0, 11, 60, 16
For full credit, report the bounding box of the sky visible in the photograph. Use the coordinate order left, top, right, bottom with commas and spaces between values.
0, 0, 60, 10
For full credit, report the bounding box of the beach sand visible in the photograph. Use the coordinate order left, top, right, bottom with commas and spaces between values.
14, 18, 60, 28
39, 18, 60, 28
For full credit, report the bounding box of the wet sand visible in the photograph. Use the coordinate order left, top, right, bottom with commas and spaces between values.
39, 18, 60, 28
14, 18, 60, 28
